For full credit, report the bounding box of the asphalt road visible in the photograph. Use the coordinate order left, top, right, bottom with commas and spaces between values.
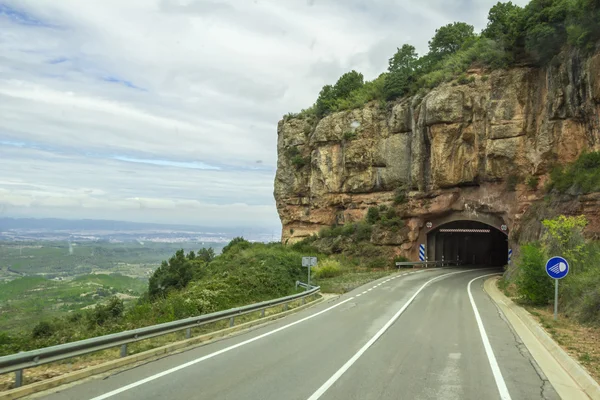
40, 268, 559, 400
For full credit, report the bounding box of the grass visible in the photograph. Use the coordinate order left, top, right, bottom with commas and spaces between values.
498, 279, 600, 384
526, 306, 600, 383
0, 292, 321, 391
0, 274, 146, 334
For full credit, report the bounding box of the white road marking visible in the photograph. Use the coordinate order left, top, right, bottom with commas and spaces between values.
367, 288, 372, 292
307, 269, 477, 400
362, 291, 368, 294
356, 294, 361, 297
468, 274, 511, 400
88, 296, 356, 400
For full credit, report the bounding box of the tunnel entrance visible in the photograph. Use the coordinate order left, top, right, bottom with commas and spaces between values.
427, 221, 508, 267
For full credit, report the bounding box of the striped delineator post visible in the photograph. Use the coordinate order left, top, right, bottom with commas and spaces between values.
508, 249, 512, 265
419, 244, 425, 261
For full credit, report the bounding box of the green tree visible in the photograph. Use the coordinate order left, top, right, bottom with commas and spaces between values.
483, 2, 525, 55
516, 243, 553, 305
315, 84, 337, 118
522, 0, 571, 63
428, 22, 476, 61
148, 250, 195, 298
542, 215, 588, 271
221, 237, 251, 254
567, 0, 600, 50
332, 70, 364, 99
198, 247, 215, 263
383, 44, 419, 100
366, 207, 380, 224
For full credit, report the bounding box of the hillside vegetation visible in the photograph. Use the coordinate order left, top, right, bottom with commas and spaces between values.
0, 234, 400, 356
504, 152, 600, 325
289, 0, 600, 119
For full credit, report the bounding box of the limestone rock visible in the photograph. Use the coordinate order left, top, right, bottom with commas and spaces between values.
275, 49, 600, 256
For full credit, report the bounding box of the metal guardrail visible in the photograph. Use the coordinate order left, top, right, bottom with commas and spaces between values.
0, 286, 320, 387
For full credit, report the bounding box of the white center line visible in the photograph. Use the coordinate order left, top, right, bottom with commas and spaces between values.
367, 288, 372, 292
468, 273, 511, 400
306, 269, 478, 400
88, 296, 356, 400
356, 294, 362, 297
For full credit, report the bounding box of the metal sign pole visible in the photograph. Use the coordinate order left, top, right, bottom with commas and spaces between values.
307, 259, 311, 290
554, 279, 559, 321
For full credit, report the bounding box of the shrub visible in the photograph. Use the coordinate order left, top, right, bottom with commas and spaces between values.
343, 131, 357, 141
291, 155, 309, 168
481, 75, 489, 82
526, 176, 539, 190
394, 255, 409, 267
516, 243, 553, 305
506, 174, 519, 191
393, 187, 408, 205
313, 259, 343, 279
457, 73, 470, 85
354, 222, 373, 242
32, 321, 54, 339
547, 152, 600, 194
366, 207, 380, 224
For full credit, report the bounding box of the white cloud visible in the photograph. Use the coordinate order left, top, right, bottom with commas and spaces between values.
0, 0, 527, 229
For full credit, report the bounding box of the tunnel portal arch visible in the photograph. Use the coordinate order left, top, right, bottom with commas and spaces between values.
419, 214, 509, 267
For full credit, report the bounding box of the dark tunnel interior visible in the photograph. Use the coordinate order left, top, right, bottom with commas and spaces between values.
427, 220, 508, 267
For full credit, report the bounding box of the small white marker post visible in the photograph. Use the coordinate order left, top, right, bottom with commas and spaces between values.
302, 256, 317, 290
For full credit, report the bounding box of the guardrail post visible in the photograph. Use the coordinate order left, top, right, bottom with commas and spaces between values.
301, 297, 305, 305
283, 303, 288, 311
229, 317, 234, 327
120, 344, 127, 358
185, 328, 191, 339
261, 309, 265, 318
15, 369, 23, 388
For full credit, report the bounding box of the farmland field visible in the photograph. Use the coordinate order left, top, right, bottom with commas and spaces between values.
0, 240, 225, 333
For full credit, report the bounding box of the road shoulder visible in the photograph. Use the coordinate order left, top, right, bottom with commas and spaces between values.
485, 276, 600, 400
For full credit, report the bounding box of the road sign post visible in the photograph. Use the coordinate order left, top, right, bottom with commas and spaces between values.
301, 257, 317, 290
545, 256, 569, 320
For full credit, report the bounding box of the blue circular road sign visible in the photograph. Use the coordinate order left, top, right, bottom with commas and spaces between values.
546, 256, 569, 279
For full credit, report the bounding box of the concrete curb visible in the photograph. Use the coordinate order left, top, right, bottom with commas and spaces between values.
485, 277, 600, 400
0, 295, 325, 400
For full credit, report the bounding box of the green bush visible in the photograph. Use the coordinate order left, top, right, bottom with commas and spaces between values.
313, 259, 344, 279
366, 207, 380, 224
506, 174, 519, 191
457, 73, 470, 85
548, 152, 600, 194
527, 176, 539, 190
354, 222, 373, 242
291, 155, 309, 168
343, 131, 357, 141
393, 187, 408, 205
32, 321, 54, 339
516, 243, 553, 305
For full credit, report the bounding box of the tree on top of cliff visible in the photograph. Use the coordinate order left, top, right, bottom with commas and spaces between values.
428, 22, 476, 61
292, 0, 600, 118
383, 45, 419, 100
315, 71, 364, 117
482, 1, 525, 55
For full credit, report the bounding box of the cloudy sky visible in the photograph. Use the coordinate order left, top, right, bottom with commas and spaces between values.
0, 0, 529, 230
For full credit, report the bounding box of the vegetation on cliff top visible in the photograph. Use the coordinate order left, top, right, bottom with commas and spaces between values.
291, 0, 600, 119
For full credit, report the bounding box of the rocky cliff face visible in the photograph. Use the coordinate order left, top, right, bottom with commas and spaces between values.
275, 50, 600, 258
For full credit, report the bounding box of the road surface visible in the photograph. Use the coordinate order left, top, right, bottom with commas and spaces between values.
41, 268, 559, 400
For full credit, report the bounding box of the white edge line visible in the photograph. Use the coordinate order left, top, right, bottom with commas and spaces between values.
468, 274, 511, 400
306, 269, 477, 400
89, 296, 356, 400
